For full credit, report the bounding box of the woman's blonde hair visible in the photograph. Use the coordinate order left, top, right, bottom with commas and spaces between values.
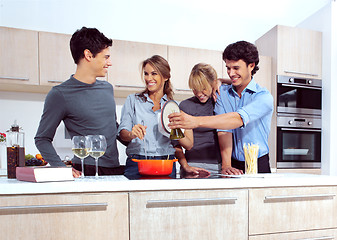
189, 63, 217, 93
137, 55, 174, 101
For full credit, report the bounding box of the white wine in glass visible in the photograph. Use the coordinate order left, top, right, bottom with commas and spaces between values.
88, 135, 107, 178
72, 136, 90, 178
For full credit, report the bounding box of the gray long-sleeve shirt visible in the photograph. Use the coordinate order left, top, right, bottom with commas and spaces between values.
35, 76, 120, 167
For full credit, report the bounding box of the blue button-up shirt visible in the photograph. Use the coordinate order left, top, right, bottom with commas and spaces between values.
214, 79, 273, 161
118, 93, 176, 157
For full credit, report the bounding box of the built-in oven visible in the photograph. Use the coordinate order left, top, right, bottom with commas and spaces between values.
277, 114, 321, 168
277, 75, 322, 115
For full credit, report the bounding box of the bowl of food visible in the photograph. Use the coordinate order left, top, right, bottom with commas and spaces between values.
132, 159, 178, 175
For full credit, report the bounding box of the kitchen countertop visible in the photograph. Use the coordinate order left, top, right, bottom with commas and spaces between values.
1, 173, 337, 195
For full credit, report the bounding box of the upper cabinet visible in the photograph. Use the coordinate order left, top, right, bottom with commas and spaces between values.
168, 46, 223, 93
108, 40, 167, 97
39, 31, 107, 85
255, 25, 322, 80
39, 31, 76, 86
0, 27, 39, 86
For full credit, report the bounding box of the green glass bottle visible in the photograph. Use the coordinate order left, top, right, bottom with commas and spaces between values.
170, 128, 185, 140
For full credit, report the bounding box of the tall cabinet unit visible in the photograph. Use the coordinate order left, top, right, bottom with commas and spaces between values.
255, 25, 322, 170
0, 27, 39, 89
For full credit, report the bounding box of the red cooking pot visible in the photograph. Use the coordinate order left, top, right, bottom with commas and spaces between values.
132, 159, 178, 175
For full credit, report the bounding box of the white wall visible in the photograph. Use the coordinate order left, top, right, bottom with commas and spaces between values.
297, 1, 337, 175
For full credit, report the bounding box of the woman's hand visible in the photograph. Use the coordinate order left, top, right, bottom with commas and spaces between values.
131, 124, 147, 140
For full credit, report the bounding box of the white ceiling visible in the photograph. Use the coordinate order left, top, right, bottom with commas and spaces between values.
0, 0, 332, 50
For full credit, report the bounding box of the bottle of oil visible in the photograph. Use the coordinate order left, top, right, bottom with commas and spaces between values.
7, 120, 25, 179
170, 128, 185, 140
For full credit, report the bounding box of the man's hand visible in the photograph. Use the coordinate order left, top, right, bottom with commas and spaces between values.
168, 111, 198, 130
221, 166, 243, 175
72, 168, 82, 178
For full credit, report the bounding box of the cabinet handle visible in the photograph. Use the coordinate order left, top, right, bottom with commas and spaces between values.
115, 84, 144, 89
0, 76, 29, 81
297, 237, 334, 240
0, 202, 108, 211
175, 88, 192, 91
264, 193, 335, 202
47, 80, 64, 83
283, 70, 319, 77
147, 197, 237, 208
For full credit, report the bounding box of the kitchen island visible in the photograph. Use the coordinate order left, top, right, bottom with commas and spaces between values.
1, 173, 337, 240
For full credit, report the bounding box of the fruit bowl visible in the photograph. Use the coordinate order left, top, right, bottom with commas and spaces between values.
132, 159, 178, 175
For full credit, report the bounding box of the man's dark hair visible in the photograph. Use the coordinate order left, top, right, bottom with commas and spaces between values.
222, 41, 259, 76
70, 27, 113, 64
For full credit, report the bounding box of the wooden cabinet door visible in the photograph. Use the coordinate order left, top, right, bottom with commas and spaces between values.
0, 27, 39, 85
39, 31, 76, 86
108, 40, 167, 97
249, 187, 337, 235
249, 228, 337, 240
168, 46, 223, 93
0, 193, 129, 240
277, 25, 322, 79
129, 189, 248, 240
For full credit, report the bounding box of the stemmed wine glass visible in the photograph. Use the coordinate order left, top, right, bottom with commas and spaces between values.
88, 135, 107, 178
72, 136, 90, 178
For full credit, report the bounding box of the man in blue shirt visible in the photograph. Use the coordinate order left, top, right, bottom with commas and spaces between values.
168, 41, 273, 175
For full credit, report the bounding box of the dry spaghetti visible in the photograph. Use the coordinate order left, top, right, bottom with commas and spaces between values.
244, 143, 259, 174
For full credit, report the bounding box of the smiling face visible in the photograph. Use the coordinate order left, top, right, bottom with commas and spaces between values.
144, 63, 167, 94
91, 47, 112, 77
225, 59, 254, 95
193, 86, 212, 103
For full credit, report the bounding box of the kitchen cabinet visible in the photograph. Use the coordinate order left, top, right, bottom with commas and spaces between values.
0, 27, 39, 87
249, 186, 337, 236
0, 193, 129, 240
168, 45, 223, 100
255, 25, 322, 80
108, 39, 168, 98
129, 189, 248, 240
38, 31, 77, 87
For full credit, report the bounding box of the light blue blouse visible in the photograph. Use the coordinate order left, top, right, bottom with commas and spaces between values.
118, 93, 176, 157
214, 79, 274, 161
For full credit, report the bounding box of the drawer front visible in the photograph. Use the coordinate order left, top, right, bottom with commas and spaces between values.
130, 189, 248, 240
0, 193, 129, 240
250, 228, 337, 240
249, 187, 337, 235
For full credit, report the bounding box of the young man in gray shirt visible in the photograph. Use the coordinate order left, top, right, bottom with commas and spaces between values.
35, 27, 122, 177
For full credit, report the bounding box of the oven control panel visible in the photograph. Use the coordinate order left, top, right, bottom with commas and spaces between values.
277, 115, 321, 129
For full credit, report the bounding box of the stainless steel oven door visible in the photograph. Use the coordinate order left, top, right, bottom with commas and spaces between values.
277, 127, 321, 168
277, 75, 322, 115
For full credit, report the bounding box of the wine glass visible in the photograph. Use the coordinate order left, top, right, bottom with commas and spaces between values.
72, 136, 90, 178
88, 135, 107, 178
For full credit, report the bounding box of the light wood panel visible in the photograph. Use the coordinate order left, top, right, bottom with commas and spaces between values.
249, 187, 337, 235
129, 189, 248, 240
0, 193, 129, 240
109, 39, 167, 91
168, 46, 223, 94
39, 31, 77, 86
0, 27, 39, 85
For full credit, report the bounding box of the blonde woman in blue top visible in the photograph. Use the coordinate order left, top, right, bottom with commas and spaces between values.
118, 55, 192, 178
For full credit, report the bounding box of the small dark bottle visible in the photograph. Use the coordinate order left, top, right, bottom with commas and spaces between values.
7, 121, 25, 179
